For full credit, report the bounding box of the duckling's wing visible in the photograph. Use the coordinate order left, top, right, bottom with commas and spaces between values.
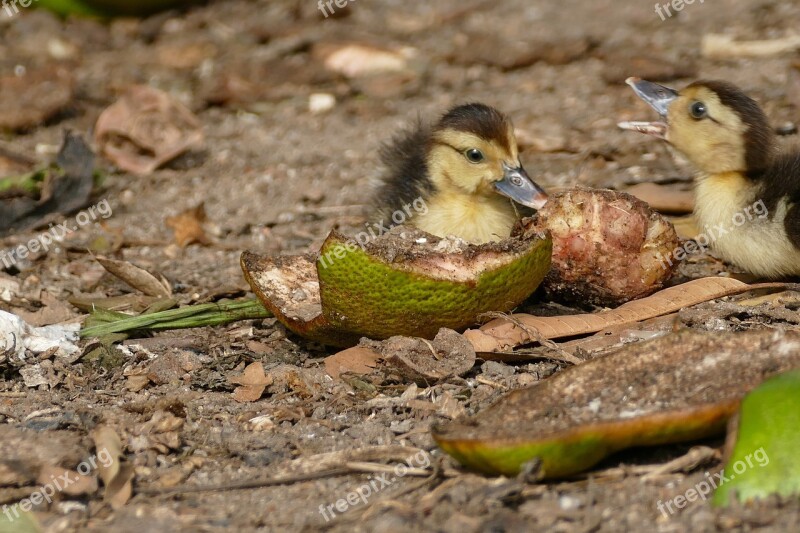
760, 152, 800, 250
373, 120, 435, 217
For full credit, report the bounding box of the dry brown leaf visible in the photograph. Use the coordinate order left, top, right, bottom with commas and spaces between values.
624, 182, 694, 214
0, 65, 73, 131
165, 202, 211, 247
230, 362, 273, 402
104, 463, 135, 510
465, 278, 787, 352
91, 426, 132, 510
94, 85, 204, 175
324, 346, 382, 380
37, 465, 98, 496
96, 256, 172, 298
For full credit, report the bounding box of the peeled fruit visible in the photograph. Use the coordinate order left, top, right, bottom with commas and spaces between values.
531, 187, 679, 306
242, 226, 551, 347
433, 330, 800, 479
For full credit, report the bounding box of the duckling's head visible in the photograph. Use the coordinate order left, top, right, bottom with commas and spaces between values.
426, 103, 548, 208
620, 78, 776, 175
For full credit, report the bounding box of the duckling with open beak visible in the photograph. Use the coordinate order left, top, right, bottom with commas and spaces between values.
373, 103, 548, 245
620, 77, 800, 278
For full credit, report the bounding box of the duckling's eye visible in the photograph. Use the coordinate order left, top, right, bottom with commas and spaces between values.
464, 148, 484, 163
690, 101, 707, 120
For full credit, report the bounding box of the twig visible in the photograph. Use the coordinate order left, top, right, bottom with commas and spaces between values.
479, 312, 582, 365
138, 467, 354, 496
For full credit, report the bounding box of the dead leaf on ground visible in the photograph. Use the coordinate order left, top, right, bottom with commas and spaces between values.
94, 85, 204, 175
451, 34, 593, 70
1, 132, 95, 236
600, 52, 697, 84
374, 328, 476, 384
37, 465, 98, 496
0, 65, 74, 131
230, 361, 274, 402
91, 425, 133, 510
133, 410, 185, 454
623, 182, 694, 214
95, 256, 172, 298
324, 346, 382, 380
465, 278, 787, 352
165, 202, 211, 247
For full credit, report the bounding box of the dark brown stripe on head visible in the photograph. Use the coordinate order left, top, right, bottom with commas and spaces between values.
435, 103, 512, 152
689, 80, 775, 174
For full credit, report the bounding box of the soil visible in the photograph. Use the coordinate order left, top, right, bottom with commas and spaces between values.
2, 0, 800, 532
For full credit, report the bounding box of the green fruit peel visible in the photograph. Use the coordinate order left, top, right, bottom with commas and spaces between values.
242, 227, 552, 346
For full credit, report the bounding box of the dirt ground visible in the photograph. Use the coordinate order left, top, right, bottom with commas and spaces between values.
2, 0, 800, 531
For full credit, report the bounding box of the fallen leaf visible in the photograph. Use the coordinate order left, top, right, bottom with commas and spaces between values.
16, 291, 78, 327
623, 182, 694, 214
0, 65, 73, 131
91, 426, 132, 510
37, 465, 98, 496
165, 202, 210, 247
0, 132, 95, 235
94, 85, 204, 175
465, 278, 786, 352
324, 346, 382, 381
230, 361, 273, 402
377, 328, 476, 384
96, 256, 172, 298
600, 52, 697, 84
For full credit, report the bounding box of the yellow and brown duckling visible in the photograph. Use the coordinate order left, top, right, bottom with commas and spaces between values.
373, 103, 548, 244
620, 78, 800, 278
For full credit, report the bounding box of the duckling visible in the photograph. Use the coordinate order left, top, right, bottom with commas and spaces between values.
373, 103, 548, 244
619, 77, 800, 278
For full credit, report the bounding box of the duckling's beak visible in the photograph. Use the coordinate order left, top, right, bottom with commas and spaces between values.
617, 77, 678, 140
494, 163, 548, 209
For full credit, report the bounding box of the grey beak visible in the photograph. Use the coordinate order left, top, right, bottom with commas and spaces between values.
618, 77, 679, 140
494, 164, 548, 209
626, 77, 679, 116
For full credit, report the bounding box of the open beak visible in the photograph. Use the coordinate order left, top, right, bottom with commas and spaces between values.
617, 77, 679, 140
494, 163, 548, 209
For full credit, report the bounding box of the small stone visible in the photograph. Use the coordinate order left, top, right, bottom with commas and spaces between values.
309, 93, 336, 114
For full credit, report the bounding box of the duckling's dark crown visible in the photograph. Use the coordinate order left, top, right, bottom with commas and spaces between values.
688, 80, 775, 173
434, 103, 513, 153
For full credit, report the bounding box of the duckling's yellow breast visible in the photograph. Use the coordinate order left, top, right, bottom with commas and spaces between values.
411, 190, 518, 244
695, 173, 800, 277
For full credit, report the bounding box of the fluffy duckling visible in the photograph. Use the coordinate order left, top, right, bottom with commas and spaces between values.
373, 103, 548, 244
619, 78, 800, 278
